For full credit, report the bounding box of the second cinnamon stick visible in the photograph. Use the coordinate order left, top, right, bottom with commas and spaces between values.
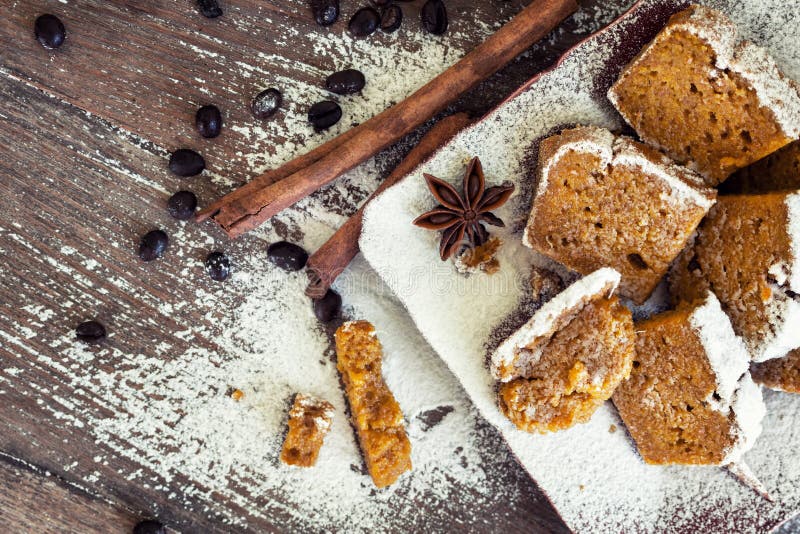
305, 112, 472, 298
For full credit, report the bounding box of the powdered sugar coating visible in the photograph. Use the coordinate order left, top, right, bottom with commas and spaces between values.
361, 0, 800, 531
687, 292, 765, 464
291, 394, 335, 433
491, 268, 620, 382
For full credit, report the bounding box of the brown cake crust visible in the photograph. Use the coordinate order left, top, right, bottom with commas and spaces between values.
751, 348, 800, 394
525, 126, 715, 304
499, 296, 635, 433
335, 321, 412, 488
608, 5, 800, 186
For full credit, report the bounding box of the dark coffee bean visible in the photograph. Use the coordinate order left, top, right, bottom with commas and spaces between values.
251, 88, 282, 119
380, 5, 403, 33
133, 520, 166, 534
197, 0, 223, 18
267, 241, 309, 271
167, 191, 198, 220
308, 101, 342, 131
75, 321, 106, 343
313, 289, 342, 323
205, 252, 231, 281
325, 69, 366, 95
169, 149, 205, 177
139, 230, 169, 262
196, 105, 222, 138
421, 0, 448, 35
35, 14, 66, 50
309, 0, 339, 26
348, 8, 380, 37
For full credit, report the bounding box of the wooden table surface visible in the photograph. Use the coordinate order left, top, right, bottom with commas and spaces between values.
0, 1, 649, 532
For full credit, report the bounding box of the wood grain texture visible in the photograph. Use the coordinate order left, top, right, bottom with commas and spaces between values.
0, 0, 640, 532
0, 455, 141, 534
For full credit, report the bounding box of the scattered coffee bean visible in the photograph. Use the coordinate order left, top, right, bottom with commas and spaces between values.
314, 289, 342, 323
325, 69, 366, 95
138, 230, 169, 262
169, 149, 205, 177
267, 241, 309, 271
308, 101, 342, 131
34, 14, 66, 50
196, 105, 222, 138
75, 321, 106, 343
133, 520, 166, 534
348, 7, 380, 38
309, 0, 339, 26
167, 191, 198, 220
205, 252, 231, 281
197, 0, 223, 18
251, 88, 282, 119
421, 0, 448, 35
380, 5, 403, 33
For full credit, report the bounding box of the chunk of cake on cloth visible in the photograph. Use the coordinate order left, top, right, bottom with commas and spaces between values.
608, 5, 800, 186
752, 349, 800, 394
670, 191, 800, 362
491, 268, 635, 433
524, 125, 716, 304
613, 292, 765, 466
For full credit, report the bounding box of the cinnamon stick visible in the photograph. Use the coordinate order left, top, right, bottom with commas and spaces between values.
198, 0, 578, 237
305, 112, 472, 298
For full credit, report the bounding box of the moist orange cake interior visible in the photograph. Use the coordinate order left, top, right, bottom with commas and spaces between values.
721, 140, 800, 194
669, 192, 799, 361
499, 296, 634, 434
613, 305, 740, 465
335, 321, 411, 488
752, 348, 800, 394
526, 127, 715, 304
609, 6, 797, 185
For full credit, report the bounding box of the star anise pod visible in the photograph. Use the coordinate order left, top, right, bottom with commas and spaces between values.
413, 157, 515, 260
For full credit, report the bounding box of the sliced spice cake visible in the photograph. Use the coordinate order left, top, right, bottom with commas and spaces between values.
608, 5, 800, 186
491, 268, 635, 433
670, 191, 800, 362
613, 293, 765, 466
280, 394, 335, 468
751, 349, 800, 394
524, 126, 715, 304
721, 140, 800, 194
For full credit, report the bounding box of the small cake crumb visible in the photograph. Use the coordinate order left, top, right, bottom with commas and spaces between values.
280, 394, 335, 468
230, 389, 245, 401
609, 424, 617, 434
455, 237, 502, 275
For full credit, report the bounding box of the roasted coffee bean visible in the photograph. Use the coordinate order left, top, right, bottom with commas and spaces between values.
325, 69, 366, 95
133, 520, 166, 534
205, 251, 231, 281
197, 0, 223, 18
309, 0, 339, 26
308, 101, 342, 131
313, 289, 342, 323
251, 88, 282, 119
348, 7, 380, 37
380, 5, 403, 33
35, 14, 66, 49
421, 0, 448, 35
138, 230, 169, 262
267, 241, 309, 271
169, 149, 205, 177
196, 105, 222, 138
167, 190, 198, 220
75, 321, 106, 343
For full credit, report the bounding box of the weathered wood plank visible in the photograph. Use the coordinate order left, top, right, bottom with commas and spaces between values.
0, 73, 568, 532
0, 455, 140, 534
